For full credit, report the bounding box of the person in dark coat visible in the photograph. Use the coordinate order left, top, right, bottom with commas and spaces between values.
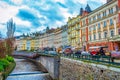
75, 50, 81, 58
99, 47, 105, 55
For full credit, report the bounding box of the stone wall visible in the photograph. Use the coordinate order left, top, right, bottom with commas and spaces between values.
37, 55, 60, 80
0, 73, 3, 80
59, 57, 120, 80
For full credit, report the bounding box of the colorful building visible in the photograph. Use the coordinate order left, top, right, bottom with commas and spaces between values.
87, 0, 119, 51
61, 25, 68, 48
30, 39, 35, 50
67, 0, 120, 51
54, 28, 62, 49
26, 39, 31, 50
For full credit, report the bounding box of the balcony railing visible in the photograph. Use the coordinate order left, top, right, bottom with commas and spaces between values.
109, 24, 114, 29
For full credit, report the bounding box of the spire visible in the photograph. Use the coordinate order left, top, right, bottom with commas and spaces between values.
80, 7, 83, 16
85, 4, 92, 13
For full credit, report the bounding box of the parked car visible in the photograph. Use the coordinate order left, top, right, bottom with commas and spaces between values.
63, 47, 73, 55
89, 46, 108, 55
81, 51, 91, 55
111, 51, 120, 58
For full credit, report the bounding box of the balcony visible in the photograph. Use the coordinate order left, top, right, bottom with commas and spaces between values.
89, 31, 92, 34
98, 29, 101, 32
109, 24, 114, 29
75, 27, 80, 31
82, 33, 86, 36
93, 30, 96, 33
70, 35, 76, 39
103, 27, 107, 31
88, 11, 118, 25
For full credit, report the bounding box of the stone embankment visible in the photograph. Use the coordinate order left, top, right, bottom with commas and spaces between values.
0, 73, 3, 80
59, 57, 120, 80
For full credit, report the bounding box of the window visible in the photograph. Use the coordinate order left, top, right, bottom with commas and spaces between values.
93, 16, 96, 21
89, 18, 91, 23
93, 25, 96, 30
89, 27, 91, 31
110, 19, 113, 25
83, 20, 85, 26
110, 30, 114, 37
103, 21, 107, 27
89, 35, 92, 41
98, 23, 100, 29
98, 33, 101, 39
103, 11, 106, 17
104, 32, 107, 38
94, 34, 96, 40
109, 8, 113, 14
116, 5, 118, 11
97, 14, 101, 19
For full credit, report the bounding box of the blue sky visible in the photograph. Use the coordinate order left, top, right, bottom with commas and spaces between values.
0, 0, 106, 37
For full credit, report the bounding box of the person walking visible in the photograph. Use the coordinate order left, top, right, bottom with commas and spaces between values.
99, 47, 105, 55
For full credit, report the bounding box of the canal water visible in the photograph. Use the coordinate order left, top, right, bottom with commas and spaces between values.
6, 59, 52, 80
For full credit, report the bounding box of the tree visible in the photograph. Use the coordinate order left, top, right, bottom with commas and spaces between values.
6, 18, 16, 38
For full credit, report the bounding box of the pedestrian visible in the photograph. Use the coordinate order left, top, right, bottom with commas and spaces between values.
99, 47, 105, 55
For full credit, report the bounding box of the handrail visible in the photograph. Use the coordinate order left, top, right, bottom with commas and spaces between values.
61, 53, 120, 66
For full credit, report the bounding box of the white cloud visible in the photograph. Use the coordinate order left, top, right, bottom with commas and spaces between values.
11, 0, 23, 5
35, 26, 46, 32
59, 7, 77, 22
14, 32, 22, 36
73, 0, 87, 4
0, 2, 19, 23
14, 17, 31, 27
0, 24, 7, 37
0, 0, 105, 37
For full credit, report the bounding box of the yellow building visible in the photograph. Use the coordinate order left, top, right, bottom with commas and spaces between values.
30, 39, 35, 50
67, 15, 80, 48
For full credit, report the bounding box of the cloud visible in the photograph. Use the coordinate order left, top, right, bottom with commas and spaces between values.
0, 0, 105, 37
17, 9, 41, 27
11, 0, 23, 5
57, 2, 67, 8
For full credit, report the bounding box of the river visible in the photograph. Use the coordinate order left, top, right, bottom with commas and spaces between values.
6, 58, 52, 80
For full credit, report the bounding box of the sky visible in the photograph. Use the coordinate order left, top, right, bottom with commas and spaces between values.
0, 0, 106, 37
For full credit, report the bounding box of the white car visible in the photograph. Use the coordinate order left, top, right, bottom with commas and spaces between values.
48, 51, 57, 54
81, 51, 91, 55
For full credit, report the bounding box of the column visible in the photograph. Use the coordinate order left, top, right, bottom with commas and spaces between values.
96, 24, 98, 40
114, 17, 117, 35
101, 22, 104, 39
118, 0, 120, 28
107, 20, 110, 37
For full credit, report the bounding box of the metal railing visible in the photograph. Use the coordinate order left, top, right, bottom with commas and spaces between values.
61, 53, 120, 66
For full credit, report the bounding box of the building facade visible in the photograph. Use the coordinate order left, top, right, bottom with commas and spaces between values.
54, 28, 62, 49
67, 0, 120, 51
87, 0, 119, 51
61, 25, 69, 48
